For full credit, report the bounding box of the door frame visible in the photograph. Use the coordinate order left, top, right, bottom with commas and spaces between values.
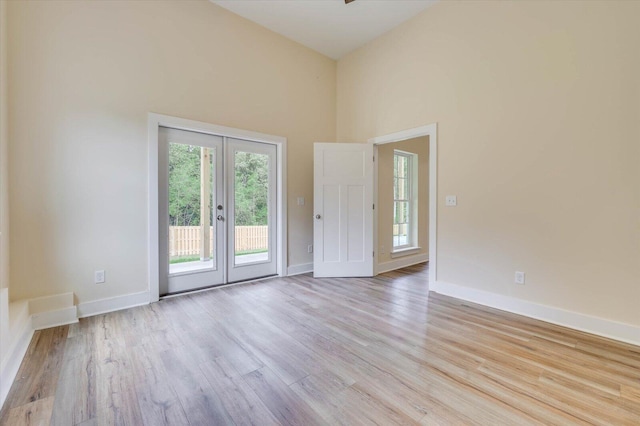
148, 113, 287, 302
369, 123, 437, 284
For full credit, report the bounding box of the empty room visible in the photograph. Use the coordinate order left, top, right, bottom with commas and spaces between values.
0, 0, 638, 425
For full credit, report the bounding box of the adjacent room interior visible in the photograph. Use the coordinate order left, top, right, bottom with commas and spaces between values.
0, 0, 638, 424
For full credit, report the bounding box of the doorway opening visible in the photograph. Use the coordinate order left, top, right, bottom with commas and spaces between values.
148, 114, 287, 300
370, 124, 437, 284
311, 123, 436, 283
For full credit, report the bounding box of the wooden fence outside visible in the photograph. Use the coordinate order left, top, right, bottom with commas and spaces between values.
169, 226, 268, 256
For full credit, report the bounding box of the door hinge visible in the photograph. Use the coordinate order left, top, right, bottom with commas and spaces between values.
373, 204, 375, 210
373, 251, 375, 257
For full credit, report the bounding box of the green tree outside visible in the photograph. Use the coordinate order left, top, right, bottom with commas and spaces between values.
168, 143, 205, 226
234, 151, 269, 226
168, 144, 269, 227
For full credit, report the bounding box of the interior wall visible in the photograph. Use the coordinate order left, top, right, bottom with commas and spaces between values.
8, 0, 336, 303
337, 1, 640, 326
377, 136, 428, 265
0, 0, 8, 292
0, 0, 9, 364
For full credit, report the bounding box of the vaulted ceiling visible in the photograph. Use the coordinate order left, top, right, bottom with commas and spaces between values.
211, 0, 438, 59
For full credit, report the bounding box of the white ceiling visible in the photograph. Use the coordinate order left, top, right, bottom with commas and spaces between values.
211, 0, 438, 60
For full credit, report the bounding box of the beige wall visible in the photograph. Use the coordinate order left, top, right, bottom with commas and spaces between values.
0, 0, 9, 370
337, 1, 640, 326
8, 0, 336, 302
377, 136, 428, 265
0, 0, 8, 292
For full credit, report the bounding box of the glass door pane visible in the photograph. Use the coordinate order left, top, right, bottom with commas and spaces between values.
168, 143, 216, 274
233, 150, 270, 266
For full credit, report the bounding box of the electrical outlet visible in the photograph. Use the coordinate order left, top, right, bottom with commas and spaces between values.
445, 195, 457, 206
307, 245, 313, 253
380, 245, 385, 255
95, 270, 105, 284
515, 271, 525, 285
297, 197, 305, 206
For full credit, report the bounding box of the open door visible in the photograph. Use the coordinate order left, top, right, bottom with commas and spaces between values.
313, 143, 374, 277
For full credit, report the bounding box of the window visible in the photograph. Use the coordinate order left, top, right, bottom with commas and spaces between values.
393, 150, 417, 250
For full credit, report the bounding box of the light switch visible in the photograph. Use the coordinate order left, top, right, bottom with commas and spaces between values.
445, 195, 457, 206
297, 197, 305, 206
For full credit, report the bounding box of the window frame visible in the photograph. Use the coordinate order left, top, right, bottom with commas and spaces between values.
392, 150, 418, 252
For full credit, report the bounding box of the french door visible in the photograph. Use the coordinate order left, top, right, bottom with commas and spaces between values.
159, 127, 277, 295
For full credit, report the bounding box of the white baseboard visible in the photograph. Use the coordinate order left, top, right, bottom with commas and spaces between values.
377, 253, 429, 274
77, 290, 150, 318
287, 262, 313, 276
0, 288, 9, 359
0, 302, 34, 409
28, 292, 78, 330
431, 280, 640, 346
28, 292, 74, 315
31, 306, 78, 331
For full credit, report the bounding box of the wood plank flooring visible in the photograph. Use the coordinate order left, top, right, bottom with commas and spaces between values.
1, 263, 639, 425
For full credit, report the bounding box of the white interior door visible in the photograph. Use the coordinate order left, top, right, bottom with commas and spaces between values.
159, 127, 224, 294
313, 143, 374, 277
226, 138, 277, 283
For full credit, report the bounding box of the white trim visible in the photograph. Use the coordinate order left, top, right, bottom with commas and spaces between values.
287, 262, 313, 276
431, 281, 640, 346
27, 292, 74, 315
377, 253, 429, 274
0, 302, 33, 408
277, 136, 288, 279
77, 290, 150, 318
370, 125, 435, 145
27, 292, 78, 330
0, 288, 9, 364
31, 307, 78, 331
369, 123, 437, 283
390, 247, 421, 259
148, 113, 288, 302
148, 116, 160, 302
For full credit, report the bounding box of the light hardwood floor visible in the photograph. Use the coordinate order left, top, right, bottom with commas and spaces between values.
1, 263, 639, 425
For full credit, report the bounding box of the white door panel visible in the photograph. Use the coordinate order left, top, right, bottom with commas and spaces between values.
346, 185, 365, 262
314, 143, 373, 277
322, 184, 340, 262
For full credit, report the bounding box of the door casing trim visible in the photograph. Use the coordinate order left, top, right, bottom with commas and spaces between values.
148, 113, 288, 302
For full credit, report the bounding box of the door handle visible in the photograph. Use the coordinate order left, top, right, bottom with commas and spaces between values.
315, 214, 321, 219
217, 215, 225, 221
